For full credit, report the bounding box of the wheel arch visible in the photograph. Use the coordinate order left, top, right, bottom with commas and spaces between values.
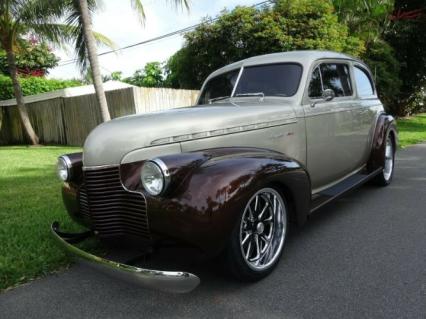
368, 113, 398, 172
126, 147, 312, 254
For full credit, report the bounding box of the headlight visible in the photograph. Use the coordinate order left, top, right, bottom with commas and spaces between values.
57, 156, 71, 182
141, 159, 170, 196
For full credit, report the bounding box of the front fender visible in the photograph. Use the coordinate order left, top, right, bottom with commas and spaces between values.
121, 147, 311, 254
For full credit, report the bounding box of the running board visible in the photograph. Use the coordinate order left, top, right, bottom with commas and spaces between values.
310, 168, 382, 214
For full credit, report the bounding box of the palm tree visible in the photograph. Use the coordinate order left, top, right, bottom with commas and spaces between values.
0, 0, 112, 145
0, 1, 63, 144
332, 0, 394, 45
72, 0, 190, 122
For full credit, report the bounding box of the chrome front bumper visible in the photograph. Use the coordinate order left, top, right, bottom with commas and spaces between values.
51, 222, 200, 293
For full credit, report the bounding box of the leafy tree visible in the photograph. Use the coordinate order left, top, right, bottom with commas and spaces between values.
124, 62, 165, 87
386, 0, 426, 115
0, 40, 59, 76
331, 0, 402, 112
332, 0, 394, 46
110, 71, 123, 81
361, 40, 401, 110
166, 0, 364, 89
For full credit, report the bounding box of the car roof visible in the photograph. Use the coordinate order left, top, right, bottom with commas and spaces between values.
207, 50, 364, 79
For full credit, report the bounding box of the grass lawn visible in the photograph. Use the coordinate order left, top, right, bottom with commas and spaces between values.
0, 113, 425, 292
0, 146, 82, 291
397, 113, 426, 148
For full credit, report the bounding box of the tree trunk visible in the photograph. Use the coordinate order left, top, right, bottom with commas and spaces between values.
5, 49, 39, 145
78, 0, 111, 122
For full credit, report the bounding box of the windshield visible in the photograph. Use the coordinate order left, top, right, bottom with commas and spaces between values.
198, 63, 302, 105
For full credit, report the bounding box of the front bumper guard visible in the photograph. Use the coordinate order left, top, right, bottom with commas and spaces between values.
51, 222, 200, 293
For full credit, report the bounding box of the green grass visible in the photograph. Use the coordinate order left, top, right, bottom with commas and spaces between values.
397, 113, 426, 148
0, 146, 83, 291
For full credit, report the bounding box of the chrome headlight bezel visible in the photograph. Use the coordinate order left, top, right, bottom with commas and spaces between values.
140, 158, 170, 196
57, 155, 72, 182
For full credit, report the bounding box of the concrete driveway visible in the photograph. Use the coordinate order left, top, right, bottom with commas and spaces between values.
1, 144, 425, 319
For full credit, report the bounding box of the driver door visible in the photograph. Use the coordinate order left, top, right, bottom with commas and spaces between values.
303, 61, 357, 192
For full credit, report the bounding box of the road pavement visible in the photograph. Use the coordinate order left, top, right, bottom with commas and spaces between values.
1, 143, 425, 319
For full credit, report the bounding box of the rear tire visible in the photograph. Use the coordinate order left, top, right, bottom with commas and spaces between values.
373, 134, 395, 186
225, 187, 288, 281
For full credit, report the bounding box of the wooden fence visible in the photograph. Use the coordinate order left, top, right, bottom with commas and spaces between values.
0, 86, 199, 146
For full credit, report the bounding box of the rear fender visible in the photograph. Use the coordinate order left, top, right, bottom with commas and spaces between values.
368, 114, 398, 172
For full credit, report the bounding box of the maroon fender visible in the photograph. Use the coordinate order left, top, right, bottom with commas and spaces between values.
120, 147, 311, 255
367, 113, 398, 172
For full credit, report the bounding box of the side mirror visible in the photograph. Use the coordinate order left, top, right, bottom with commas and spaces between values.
322, 89, 335, 101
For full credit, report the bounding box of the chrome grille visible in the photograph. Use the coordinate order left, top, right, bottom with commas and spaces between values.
78, 183, 90, 220
81, 166, 150, 240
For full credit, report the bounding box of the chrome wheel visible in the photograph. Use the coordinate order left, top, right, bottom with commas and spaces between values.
239, 188, 287, 271
383, 136, 394, 181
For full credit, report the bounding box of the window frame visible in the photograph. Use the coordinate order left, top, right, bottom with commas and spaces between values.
197, 68, 242, 105
352, 63, 376, 98
304, 59, 356, 104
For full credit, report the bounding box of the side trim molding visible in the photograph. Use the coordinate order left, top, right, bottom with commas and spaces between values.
150, 118, 298, 146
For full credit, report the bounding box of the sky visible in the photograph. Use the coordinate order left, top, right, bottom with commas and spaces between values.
49, 0, 264, 80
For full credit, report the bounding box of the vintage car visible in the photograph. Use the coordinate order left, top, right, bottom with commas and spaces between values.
52, 50, 397, 293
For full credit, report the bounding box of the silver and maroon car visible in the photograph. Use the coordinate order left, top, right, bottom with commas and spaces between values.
53, 50, 397, 293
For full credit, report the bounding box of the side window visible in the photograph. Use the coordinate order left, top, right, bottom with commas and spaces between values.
320, 63, 352, 97
354, 66, 374, 97
308, 67, 323, 98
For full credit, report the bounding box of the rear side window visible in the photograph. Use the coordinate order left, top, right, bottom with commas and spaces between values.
354, 66, 374, 97
308, 63, 353, 98
320, 63, 352, 97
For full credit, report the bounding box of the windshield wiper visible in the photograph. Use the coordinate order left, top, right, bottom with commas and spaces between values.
208, 96, 231, 104
234, 92, 265, 101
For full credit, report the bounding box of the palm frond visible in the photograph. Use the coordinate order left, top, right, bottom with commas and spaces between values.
93, 31, 117, 49
167, 0, 190, 11
131, 0, 146, 25
62, 0, 115, 71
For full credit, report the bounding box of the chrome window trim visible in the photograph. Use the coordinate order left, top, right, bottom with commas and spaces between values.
353, 64, 377, 98
230, 66, 244, 97
303, 58, 357, 105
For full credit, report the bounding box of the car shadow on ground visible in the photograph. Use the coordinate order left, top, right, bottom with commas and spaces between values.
99, 181, 379, 296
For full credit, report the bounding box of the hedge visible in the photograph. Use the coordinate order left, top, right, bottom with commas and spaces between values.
0, 75, 82, 101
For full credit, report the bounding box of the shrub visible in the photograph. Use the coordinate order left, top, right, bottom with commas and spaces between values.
0, 75, 82, 100
123, 62, 165, 88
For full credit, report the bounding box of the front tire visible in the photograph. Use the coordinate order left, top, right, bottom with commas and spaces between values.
373, 134, 395, 186
225, 187, 288, 281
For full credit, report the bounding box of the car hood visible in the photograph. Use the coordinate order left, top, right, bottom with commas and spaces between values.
83, 99, 297, 167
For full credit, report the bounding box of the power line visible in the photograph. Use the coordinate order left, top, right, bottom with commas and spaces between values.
57, 0, 274, 67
